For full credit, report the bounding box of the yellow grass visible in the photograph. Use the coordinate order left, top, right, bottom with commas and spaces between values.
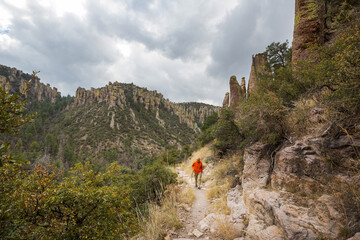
206, 154, 243, 215
178, 186, 195, 205
216, 217, 239, 240
180, 144, 213, 176
210, 195, 231, 215
135, 185, 183, 240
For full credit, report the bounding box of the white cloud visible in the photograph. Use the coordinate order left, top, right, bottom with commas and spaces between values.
37, 0, 87, 18
0, 0, 294, 106
0, 34, 20, 50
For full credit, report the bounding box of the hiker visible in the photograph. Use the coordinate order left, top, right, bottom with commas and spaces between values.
192, 157, 203, 189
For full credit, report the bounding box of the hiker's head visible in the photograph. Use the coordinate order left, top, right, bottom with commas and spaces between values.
196, 157, 200, 163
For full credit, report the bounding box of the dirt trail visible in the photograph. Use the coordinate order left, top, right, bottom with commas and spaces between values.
175, 164, 211, 239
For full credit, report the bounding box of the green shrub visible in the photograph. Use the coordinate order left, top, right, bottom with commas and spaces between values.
0, 162, 138, 239
213, 108, 242, 152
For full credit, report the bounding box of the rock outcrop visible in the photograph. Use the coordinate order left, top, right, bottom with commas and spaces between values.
292, 0, 360, 64
222, 1, 360, 239
240, 77, 246, 98
0, 65, 60, 103
225, 75, 249, 110
222, 92, 229, 107
174, 102, 220, 132
223, 53, 267, 109
73, 82, 220, 132
229, 76, 241, 109
292, 0, 326, 64
227, 132, 360, 240
248, 53, 267, 94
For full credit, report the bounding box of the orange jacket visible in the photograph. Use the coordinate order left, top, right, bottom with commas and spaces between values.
192, 160, 203, 174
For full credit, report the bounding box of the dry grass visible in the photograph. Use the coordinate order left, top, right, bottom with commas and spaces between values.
136, 203, 180, 240
207, 180, 231, 200
206, 155, 243, 215
135, 185, 183, 240
178, 186, 195, 205
206, 163, 232, 215
180, 144, 213, 176
215, 217, 239, 240
209, 195, 231, 215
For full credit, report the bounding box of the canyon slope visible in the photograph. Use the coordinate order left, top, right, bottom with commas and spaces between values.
0, 64, 220, 169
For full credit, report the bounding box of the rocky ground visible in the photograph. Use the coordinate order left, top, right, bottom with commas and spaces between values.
164, 132, 360, 240
174, 166, 211, 239
167, 147, 245, 240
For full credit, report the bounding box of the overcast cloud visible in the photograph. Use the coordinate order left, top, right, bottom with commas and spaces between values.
0, 0, 294, 106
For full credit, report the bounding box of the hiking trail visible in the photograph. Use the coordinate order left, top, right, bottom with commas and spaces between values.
170, 146, 215, 240
175, 166, 210, 239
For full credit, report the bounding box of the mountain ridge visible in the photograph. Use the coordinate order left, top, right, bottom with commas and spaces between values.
0, 63, 220, 170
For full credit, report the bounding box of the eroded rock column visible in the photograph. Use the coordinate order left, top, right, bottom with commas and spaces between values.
292, 0, 326, 64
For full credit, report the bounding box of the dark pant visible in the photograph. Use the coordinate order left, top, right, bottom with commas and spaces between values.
194, 173, 200, 187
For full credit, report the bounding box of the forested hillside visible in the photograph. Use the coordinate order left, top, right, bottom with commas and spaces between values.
1, 64, 219, 170
0, 65, 219, 239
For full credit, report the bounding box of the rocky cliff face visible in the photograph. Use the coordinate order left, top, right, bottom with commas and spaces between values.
175, 102, 220, 132
63, 83, 221, 165
292, 0, 326, 63
222, 1, 360, 238
0, 65, 60, 103
292, 0, 360, 64
227, 129, 360, 239
248, 53, 267, 94
72, 82, 220, 133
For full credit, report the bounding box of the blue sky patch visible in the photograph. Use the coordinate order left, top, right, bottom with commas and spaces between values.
0, 29, 9, 35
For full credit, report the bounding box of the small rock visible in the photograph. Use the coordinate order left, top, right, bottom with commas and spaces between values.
347, 232, 360, 240
199, 222, 209, 232
180, 204, 191, 212
192, 229, 203, 238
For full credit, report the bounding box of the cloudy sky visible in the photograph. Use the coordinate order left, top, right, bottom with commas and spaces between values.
0, 0, 294, 106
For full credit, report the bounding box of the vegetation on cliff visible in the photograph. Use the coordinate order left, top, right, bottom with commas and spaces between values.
194, 18, 360, 238
0, 86, 180, 239
0, 71, 219, 171
199, 22, 359, 152
0, 68, 218, 239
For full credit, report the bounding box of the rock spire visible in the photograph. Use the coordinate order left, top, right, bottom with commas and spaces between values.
222, 92, 229, 107
248, 53, 267, 94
